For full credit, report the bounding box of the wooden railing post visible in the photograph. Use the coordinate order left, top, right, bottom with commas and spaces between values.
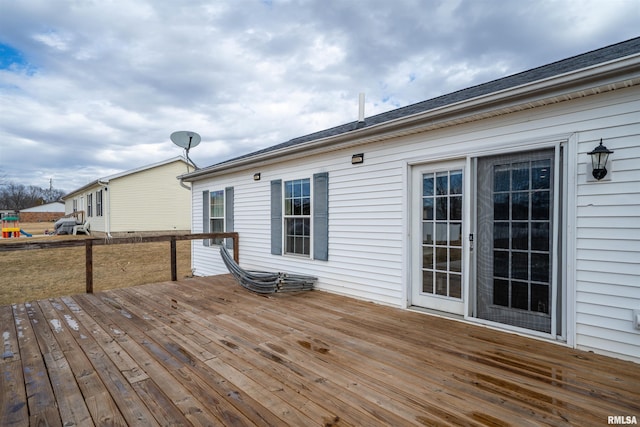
170, 236, 177, 281
85, 239, 93, 293
233, 234, 239, 264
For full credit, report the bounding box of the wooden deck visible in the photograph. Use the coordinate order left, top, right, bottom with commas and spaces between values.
1, 275, 639, 426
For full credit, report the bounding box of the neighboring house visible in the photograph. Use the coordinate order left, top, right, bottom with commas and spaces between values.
19, 202, 65, 222
63, 157, 193, 236
181, 38, 640, 363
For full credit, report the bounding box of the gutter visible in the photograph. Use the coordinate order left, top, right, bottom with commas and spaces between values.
179, 179, 191, 190
180, 53, 640, 182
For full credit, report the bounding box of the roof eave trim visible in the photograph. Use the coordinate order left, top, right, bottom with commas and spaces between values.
181, 53, 640, 182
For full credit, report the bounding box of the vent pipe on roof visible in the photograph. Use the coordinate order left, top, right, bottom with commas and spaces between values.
358, 93, 365, 123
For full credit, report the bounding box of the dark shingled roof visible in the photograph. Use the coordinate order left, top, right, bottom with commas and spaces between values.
202, 37, 640, 170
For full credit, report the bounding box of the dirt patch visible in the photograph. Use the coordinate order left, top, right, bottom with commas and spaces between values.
0, 223, 193, 305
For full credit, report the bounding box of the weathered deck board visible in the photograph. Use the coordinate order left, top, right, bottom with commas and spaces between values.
2, 274, 639, 426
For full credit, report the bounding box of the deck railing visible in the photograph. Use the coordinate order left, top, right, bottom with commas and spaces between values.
0, 232, 239, 293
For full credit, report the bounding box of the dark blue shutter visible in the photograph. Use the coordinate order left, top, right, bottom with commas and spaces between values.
271, 180, 282, 255
202, 190, 210, 247
225, 186, 234, 249
313, 172, 329, 261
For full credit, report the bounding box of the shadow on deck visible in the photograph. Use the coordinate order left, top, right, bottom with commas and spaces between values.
1, 274, 639, 426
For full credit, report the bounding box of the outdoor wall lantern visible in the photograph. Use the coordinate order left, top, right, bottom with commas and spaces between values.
588, 139, 614, 180
351, 153, 364, 165
253, 173, 261, 181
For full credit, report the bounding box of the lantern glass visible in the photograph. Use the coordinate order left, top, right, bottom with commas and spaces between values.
588, 140, 613, 181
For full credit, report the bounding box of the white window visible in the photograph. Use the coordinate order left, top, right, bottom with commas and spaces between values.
96, 190, 103, 217
284, 178, 311, 256
87, 193, 93, 217
210, 190, 225, 245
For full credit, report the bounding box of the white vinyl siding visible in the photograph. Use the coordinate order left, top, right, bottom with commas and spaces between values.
574, 126, 640, 362
108, 160, 192, 232
190, 85, 640, 362
191, 154, 405, 304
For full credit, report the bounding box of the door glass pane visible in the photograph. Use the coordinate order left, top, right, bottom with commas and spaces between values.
423, 198, 434, 220
531, 284, 549, 314
423, 176, 434, 196
450, 171, 462, 194
436, 172, 448, 195
512, 192, 529, 220
512, 252, 528, 280
435, 222, 447, 245
532, 160, 551, 189
435, 273, 448, 295
494, 194, 509, 220
450, 196, 462, 220
512, 162, 530, 191
511, 281, 529, 310
449, 248, 461, 272
423, 222, 433, 245
423, 271, 434, 293
532, 192, 549, 220
494, 222, 509, 249
493, 279, 509, 306
449, 223, 462, 246
494, 251, 508, 278
477, 150, 555, 334
450, 274, 462, 298
436, 247, 447, 270
531, 222, 549, 251
436, 197, 448, 220
494, 165, 510, 191
420, 169, 463, 300
511, 222, 528, 250
531, 253, 549, 282
422, 246, 433, 269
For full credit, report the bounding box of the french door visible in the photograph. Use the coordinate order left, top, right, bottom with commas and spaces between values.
476, 149, 556, 333
411, 160, 466, 315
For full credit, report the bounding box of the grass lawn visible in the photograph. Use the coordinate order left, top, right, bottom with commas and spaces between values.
0, 223, 192, 305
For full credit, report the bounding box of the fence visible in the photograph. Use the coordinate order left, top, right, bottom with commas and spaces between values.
0, 232, 239, 293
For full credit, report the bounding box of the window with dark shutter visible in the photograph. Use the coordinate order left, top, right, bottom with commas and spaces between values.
202, 190, 210, 247
271, 180, 283, 255
225, 186, 234, 249
313, 172, 329, 261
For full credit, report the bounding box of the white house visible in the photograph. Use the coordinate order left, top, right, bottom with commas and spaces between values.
181, 38, 640, 363
63, 157, 193, 236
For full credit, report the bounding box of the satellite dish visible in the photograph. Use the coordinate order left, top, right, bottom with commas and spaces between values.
170, 131, 201, 149
170, 130, 201, 169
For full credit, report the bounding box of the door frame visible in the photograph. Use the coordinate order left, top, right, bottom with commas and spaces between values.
404, 135, 573, 343
469, 140, 567, 340
408, 157, 471, 315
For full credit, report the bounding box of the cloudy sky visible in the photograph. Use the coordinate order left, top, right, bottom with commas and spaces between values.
0, 0, 638, 192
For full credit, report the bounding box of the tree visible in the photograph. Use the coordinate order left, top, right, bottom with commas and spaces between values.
0, 181, 66, 210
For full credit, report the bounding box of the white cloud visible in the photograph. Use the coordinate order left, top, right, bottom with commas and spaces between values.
0, 0, 638, 192
32, 30, 71, 51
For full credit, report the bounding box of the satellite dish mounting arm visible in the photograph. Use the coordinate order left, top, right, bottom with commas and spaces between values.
171, 130, 201, 170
